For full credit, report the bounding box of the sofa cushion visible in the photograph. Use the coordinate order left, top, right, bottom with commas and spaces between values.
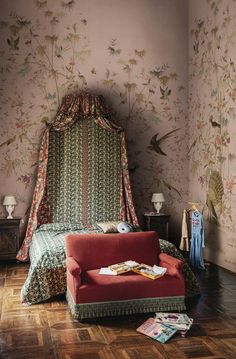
66, 231, 159, 271
73, 269, 185, 304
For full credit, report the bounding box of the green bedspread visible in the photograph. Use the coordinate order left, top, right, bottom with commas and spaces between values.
21, 224, 200, 305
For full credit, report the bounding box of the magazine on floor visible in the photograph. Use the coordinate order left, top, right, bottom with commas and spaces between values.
136, 317, 177, 343
154, 313, 193, 333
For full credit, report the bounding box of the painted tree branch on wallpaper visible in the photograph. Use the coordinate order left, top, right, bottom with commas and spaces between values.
103, 39, 185, 211
189, 0, 236, 231
0, 0, 187, 220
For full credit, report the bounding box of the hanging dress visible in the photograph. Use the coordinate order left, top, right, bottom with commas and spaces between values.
179, 209, 190, 251
189, 210, 205, 269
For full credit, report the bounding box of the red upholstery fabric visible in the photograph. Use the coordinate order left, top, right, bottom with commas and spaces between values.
66, 257, 82, 276
65, 231, 185, 314
71, 269, 185, 304
66, 231, 160, 270
159, 253, 184, 279
159, 253, 183, 270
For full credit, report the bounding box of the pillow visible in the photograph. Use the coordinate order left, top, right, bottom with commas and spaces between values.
117, 222, 133, 233
97, 221, 120, 233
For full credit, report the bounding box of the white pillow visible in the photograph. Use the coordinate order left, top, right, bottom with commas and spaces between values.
117, 222, 133, 233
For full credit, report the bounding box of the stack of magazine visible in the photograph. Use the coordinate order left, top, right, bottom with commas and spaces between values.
99, 260, 167, 279
136, 313, 193, 343
154, 313, 193, 337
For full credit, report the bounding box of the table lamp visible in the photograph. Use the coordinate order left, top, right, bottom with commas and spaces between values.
3, 195, 17, 219
151, 193, 165, 214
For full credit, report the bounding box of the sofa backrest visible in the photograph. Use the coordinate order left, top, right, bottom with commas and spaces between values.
66, 231, 160, 271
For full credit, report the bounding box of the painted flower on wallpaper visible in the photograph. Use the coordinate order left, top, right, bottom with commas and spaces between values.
0, 0, 90, 184
189, 0, 236, 229
0, 0, 187, 220
103, 39, 187, 214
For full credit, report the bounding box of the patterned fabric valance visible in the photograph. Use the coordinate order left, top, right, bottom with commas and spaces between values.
50, 93, 112, 132
17, 93, 139, 261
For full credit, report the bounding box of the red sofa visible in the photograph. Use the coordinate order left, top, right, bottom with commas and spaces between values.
65, 231, 186, 319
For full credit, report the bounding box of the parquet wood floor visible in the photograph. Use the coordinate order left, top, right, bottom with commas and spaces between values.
0, 262, 236, 359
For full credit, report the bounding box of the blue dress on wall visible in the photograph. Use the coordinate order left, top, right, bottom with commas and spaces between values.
189, 210, 205, 270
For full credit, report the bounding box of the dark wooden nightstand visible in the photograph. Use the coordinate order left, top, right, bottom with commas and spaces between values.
0, 218, 22, 260
143, 213, 170, 241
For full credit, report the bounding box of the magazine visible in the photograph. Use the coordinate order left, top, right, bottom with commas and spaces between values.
132, 264, 167, 280
99, 267, 117, 275
136, 318, 177, 343
154, 313, 193, 332
108, 260, 139, 275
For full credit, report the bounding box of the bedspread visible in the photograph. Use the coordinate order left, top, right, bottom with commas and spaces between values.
21, 224, 200, 305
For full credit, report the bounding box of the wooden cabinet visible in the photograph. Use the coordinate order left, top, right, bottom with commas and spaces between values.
0, 218, 21, 260
143, 213, 170, 241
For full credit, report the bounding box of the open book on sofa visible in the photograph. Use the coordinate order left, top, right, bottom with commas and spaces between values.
108, 260, 139, 274
99, 260, 167, 279
133, 264, 167, 279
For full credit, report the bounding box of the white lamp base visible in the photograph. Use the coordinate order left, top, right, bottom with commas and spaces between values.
153, 202, 163, 213
5, 205, 15, 219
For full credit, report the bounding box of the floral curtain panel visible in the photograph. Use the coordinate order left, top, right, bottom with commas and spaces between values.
17, 93, 139, 261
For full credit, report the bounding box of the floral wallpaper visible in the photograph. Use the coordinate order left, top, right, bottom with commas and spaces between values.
1, 0, 235, 271
189, 0, 236, 272
0, 0, 189, 237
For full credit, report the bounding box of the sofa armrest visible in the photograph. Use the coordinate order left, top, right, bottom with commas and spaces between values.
66, 256, 82, 277
158, 253, 184, 278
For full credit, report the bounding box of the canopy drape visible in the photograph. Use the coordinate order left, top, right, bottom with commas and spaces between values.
17, 93, 139, 261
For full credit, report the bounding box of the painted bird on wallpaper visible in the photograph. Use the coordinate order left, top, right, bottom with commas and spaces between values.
209, 116, 221, 128
0, 136, 16, 149
206, 170, 224, 223
148, 128, 180, 156
160, 86, 171, 100
7, 36, 19, 51
61, 0, 75, 9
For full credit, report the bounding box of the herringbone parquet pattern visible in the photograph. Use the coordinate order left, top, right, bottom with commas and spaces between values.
0, 262, 236, 359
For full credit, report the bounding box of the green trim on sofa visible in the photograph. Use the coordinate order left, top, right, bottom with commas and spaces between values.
66, 288, 186, 319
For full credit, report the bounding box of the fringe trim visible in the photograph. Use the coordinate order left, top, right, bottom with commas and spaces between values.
66, 289, 186, 319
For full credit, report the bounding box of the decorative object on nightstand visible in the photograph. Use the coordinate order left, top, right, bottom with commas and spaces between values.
0, 218, 21, 260
3, 195, 17, 219
151, 193, 165, 214
143, 212, 170, 242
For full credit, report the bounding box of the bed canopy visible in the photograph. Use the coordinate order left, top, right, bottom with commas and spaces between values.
17, 93, 138, 262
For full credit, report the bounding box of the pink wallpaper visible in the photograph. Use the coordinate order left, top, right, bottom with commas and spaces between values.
0, 0, 189, 236
189, 0, 236, 272
2, 0, 235, 272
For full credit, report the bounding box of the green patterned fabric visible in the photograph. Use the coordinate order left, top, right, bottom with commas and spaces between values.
21, 224, 103, 305
47, 118, 121, 224
17, 94, 139, 262
47, 121, 83, 223
66, 289, 186, 319
159, 239, 200, 297
21, 227, 200, 305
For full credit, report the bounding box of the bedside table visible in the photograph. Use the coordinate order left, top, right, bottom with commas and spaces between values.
0, 218, 21, 260
143, 213, 170, 241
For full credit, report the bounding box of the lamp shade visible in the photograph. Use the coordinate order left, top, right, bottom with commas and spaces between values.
3, 195, 17, 206
151, 193, 165, 203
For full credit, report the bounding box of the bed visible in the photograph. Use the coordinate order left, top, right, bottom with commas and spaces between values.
22, 223, 199, 304
17, 93, 200, 305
